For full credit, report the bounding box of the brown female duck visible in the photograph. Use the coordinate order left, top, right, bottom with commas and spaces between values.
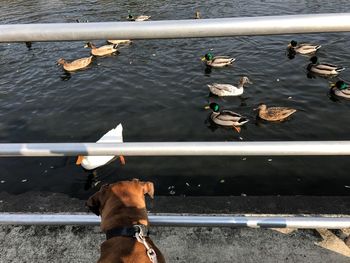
57, 56, 93, 72
85, 42, 118, 56
255, 104, 296, 121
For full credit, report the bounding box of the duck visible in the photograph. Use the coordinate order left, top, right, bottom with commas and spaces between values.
287, 40, 321, 55
201, 53, 236, 68
25, 42, 32, 49
75, 19, 89, 23
255, 104, 296, 121
330, 80, 350, 98
195, 11, 201, 19
208, 76, 252, 96
107, 39, 132, 45
307, 56, 345, 76
76, 124, 125, 170
127, 11, 151, 21
85, 42, 118, 56
57, 56, 93, 72
205, 102, 249, 132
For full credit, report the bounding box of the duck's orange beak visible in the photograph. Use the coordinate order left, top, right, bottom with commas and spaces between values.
76, 155, 84, 165
119, 155, 126, 165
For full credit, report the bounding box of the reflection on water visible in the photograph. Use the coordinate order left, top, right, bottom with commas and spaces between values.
0, 0, 350, 198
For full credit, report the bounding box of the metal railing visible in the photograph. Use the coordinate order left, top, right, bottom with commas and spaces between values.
1, 14, 350, 229
0, 213, 349, 229
0, 141, 350, 157
1, 13, 350, 42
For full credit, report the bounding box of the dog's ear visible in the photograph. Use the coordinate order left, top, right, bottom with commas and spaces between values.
86, 184, 110, 215
141, 181, 154, 199
86, 191, 101, 216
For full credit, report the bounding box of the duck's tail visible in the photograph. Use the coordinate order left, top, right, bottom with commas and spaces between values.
336, 66, 346, 72
230, 58, 236, 64
238, 117, 249, 125
315, 45, 322, 50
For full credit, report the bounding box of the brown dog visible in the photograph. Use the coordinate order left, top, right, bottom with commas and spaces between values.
86, 179, 166, 263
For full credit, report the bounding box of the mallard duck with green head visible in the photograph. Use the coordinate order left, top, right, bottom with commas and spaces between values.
330, 80, 350, 98
205, 102, 249, 132
201, 53, 236, 68
255, 104, 296, 122
307, 56, 345, 76
288, 40, 321, 55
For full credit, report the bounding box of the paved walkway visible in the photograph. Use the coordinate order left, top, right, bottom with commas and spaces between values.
1, 225, 350, 263
1, 192, 349, 262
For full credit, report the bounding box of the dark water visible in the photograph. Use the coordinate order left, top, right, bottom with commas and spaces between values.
1, 0, 350, 199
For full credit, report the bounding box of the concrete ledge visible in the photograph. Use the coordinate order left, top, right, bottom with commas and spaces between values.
1, 191, 350, 214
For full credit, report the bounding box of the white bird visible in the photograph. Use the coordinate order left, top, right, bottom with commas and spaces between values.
76, 124, 125, 170
208, 76, 252, 96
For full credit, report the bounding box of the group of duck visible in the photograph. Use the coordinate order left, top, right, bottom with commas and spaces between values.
58, 15, 348, 170
57, 11, 151, 72
289, 40, 348, 98
200, 40, 349, 132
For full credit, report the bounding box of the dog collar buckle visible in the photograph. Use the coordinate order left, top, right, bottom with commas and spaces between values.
133, 224, 147, 237
134, 225, 158, 263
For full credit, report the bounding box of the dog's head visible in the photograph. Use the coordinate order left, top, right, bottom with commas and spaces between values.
86, 179, 154, 217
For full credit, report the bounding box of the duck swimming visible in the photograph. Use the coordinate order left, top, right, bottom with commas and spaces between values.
127, 11, 151, 21
307, 56, 345, 76
76, 124, 125, 170
107, 39, 132, 45
201, 53, 236, 68
208, 76, 252, 96
255, 104, 296, 122
205, 102, 249, 132
85, 42, 118, 56
57, 56, 93, 72
330, 80, 350, 98
288, 40, 321, 55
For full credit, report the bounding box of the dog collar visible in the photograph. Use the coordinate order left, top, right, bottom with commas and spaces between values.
105, 224, 149, 240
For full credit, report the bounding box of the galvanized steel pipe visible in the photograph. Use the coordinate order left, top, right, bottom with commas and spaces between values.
1, 13, 350, 42
0, 213, 349, 229
0, 141, 350, 157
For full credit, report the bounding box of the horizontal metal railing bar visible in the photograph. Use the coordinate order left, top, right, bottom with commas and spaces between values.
0, 213, 349, 228
1, 13, 350, 42
1, 141, 350, 157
